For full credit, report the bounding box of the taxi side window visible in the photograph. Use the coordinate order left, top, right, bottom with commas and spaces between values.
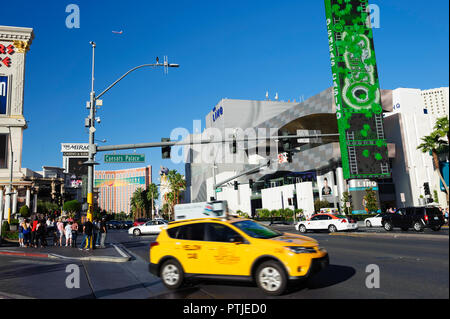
167, 224, 205, 241
310, 216, 320, 221
204, 223, 241, 243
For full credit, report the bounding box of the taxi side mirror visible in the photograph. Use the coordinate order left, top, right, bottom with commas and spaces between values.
229, 236, 244, 244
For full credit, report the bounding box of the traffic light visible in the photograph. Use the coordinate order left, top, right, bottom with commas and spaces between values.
423, 182, 431, 196
161, 138, 171, 159
232, 138, 237, 154
249, 179, 254, 189
286, 152, 293, 163
281, 131, 292, 152
234, 181, 239, 190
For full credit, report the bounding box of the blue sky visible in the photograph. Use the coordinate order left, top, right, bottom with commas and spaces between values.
1, 0, 448, 182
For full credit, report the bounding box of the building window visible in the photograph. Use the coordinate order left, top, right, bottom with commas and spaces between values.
0, 134, 8, 169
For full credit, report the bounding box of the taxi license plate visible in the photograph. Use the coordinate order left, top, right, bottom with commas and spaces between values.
434, 217, 439, 220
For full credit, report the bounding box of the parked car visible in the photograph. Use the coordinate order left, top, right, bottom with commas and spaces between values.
295, 213, 358, 233
133, 218, 149, 227
381, 206, 445, 232
121, 221, 133, 229
106, 220, 121, 229
364, 213, 393, 227
129, 220, 168, 236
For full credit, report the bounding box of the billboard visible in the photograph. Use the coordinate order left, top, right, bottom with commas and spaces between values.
348, 179, 381, 214
68, 157, 88, 178
0, 75, 8, 114
325, 0, 390, 179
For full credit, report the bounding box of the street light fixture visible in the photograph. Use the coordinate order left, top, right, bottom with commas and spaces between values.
84, 42, 179, 229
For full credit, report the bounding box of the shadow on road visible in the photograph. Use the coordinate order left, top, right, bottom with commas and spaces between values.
287, 264, 356, 293
153, 264, 356, 299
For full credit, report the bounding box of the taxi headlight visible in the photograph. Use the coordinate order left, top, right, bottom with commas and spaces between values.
286, 246, 317, 254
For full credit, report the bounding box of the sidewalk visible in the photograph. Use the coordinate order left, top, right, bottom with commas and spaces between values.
0, 239, 130, 263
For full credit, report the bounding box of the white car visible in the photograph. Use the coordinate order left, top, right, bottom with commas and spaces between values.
129, 220, 168, 236
364, 213, 390, 228
295, 213, 358, 233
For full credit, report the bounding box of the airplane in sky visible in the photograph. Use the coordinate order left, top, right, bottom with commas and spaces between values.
112, 30, 123, 34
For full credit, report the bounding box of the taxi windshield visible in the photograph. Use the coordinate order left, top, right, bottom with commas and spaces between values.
232, 220, 282, 239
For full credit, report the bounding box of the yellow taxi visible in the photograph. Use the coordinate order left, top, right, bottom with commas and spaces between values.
149, 217, 329, 295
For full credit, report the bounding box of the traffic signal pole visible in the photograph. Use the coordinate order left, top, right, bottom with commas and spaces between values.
95, 133, 340, 152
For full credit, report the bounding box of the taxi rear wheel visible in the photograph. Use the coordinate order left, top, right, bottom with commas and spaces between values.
133, 229, 141, 236
160, 259, 184, 289
255, 261, 287, 296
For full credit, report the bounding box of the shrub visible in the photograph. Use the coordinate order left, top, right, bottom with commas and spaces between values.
236, 210, 250, 218
256, 209, 270, 218
314, 200, 331, 212
4, 231, 18, 240
2, 221, 10, 233
19, 205, 30, 218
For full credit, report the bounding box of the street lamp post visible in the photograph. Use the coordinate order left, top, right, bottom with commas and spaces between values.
84, 42, 179, 239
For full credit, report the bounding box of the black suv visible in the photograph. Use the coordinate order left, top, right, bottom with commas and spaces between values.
382, 206, 445, 232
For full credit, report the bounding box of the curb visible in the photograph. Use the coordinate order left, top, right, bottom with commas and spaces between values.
0, 244, 131, 263
0, 250, 51, 258
329, 232, 449, 241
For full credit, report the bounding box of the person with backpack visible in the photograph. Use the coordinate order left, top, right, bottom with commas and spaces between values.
22, 219, 31, 248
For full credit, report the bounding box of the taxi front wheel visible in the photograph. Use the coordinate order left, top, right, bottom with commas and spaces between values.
160, 259, 185, 289
255, 261, 288, 296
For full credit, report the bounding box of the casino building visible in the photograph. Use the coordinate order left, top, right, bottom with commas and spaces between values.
184, 86, 449, 217
0, 26, 35, 221
95, 166, 152, 214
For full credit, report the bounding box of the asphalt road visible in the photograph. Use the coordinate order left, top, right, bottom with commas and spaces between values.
0, 225, 448, 299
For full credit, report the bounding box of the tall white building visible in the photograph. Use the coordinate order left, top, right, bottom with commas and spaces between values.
384, 87, 449, 208
421, 87, 449, 117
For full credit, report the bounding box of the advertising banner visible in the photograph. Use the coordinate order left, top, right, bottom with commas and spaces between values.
348, 179, 381, 214
94, 176, 146, 188
325, 0, 390, 179
317, 172, 336, 202
0, 75, 8, 114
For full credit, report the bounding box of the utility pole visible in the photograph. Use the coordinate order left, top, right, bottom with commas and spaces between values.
84, 42, 179, 243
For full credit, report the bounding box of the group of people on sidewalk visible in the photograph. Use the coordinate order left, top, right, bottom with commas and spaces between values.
17, 215, 108, 250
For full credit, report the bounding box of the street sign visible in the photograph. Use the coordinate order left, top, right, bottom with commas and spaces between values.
104, 154, 145, 163
346, 202, 351, 208
324, 0, 390, 180
215, 188, 223, 193
400, 193, 405, 203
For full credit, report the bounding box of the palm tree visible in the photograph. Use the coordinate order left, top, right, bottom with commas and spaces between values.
146, 183, 159, 219
417, 131, 449, 202
130, 188, 147, 219
166, 170, 186, 219
434, 116, 449, 143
